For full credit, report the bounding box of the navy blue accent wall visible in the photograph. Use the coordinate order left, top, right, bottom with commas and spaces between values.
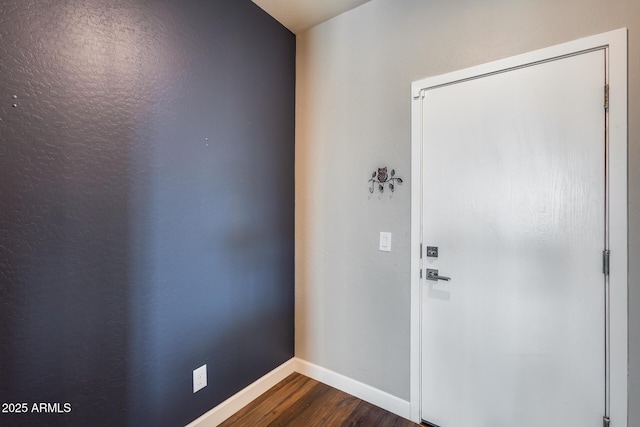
0, 1, 295, 425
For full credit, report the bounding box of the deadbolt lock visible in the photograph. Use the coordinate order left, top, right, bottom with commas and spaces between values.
426, 246, 438, 257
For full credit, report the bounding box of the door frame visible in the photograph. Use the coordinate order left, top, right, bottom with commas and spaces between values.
409, 28, 628, 425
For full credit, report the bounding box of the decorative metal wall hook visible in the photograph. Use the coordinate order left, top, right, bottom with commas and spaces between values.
369, 167, 403, 193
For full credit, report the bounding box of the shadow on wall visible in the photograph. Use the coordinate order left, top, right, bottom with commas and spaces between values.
0, 1, 294, 426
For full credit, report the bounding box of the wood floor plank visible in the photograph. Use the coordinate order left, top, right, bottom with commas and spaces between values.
219, 373, 318, 427
267, 381, 334, 426
297, 386, 361, 427
219, 373, 420, 427
377, 410, 422, 427
339, 400, 388, 427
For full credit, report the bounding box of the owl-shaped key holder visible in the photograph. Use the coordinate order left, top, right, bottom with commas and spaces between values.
369, 167, 403, 193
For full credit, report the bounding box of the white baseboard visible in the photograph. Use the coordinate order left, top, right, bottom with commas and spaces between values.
186, 357, 411, 426
185, 358, 297, 427
294, 359, 411, 420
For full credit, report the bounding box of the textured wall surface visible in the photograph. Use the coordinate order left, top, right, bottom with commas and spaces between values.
295, 0, 639, 417
0, 1, 295, 426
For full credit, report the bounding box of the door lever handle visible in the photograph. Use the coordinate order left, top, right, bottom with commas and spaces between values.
426, 269, 451, 281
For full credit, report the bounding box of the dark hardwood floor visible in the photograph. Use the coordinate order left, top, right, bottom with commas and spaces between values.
219, 372, 420, 427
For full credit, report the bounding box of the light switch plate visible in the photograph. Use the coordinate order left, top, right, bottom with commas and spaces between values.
379, 232, 392, 252
193, 364, 207, 393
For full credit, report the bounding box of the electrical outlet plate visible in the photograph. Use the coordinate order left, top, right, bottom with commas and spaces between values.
193, 364, 207, 393
379, 232, 392, 252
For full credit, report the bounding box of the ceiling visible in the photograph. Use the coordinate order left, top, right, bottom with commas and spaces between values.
252, 0, 373, 34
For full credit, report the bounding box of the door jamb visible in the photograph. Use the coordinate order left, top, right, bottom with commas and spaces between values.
409, 28, 628, 425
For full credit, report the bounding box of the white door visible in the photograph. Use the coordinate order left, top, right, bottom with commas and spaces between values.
420, 49, 606, 427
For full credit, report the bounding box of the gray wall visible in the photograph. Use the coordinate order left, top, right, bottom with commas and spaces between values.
0, 1, 295, 426
295, 0, 639, 420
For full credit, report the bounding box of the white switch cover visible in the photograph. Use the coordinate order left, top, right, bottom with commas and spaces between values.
379, 232, 392, 252
193, 364, 207, 393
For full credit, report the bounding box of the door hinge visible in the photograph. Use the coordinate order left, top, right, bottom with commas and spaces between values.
420, 243, 423, 259
603, 416, 610, 427
604, 84, 609, 111
603, 250, 610, 276
420, 269, 423, 279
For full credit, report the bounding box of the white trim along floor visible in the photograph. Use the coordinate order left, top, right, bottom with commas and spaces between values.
185, 358, 411, 427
